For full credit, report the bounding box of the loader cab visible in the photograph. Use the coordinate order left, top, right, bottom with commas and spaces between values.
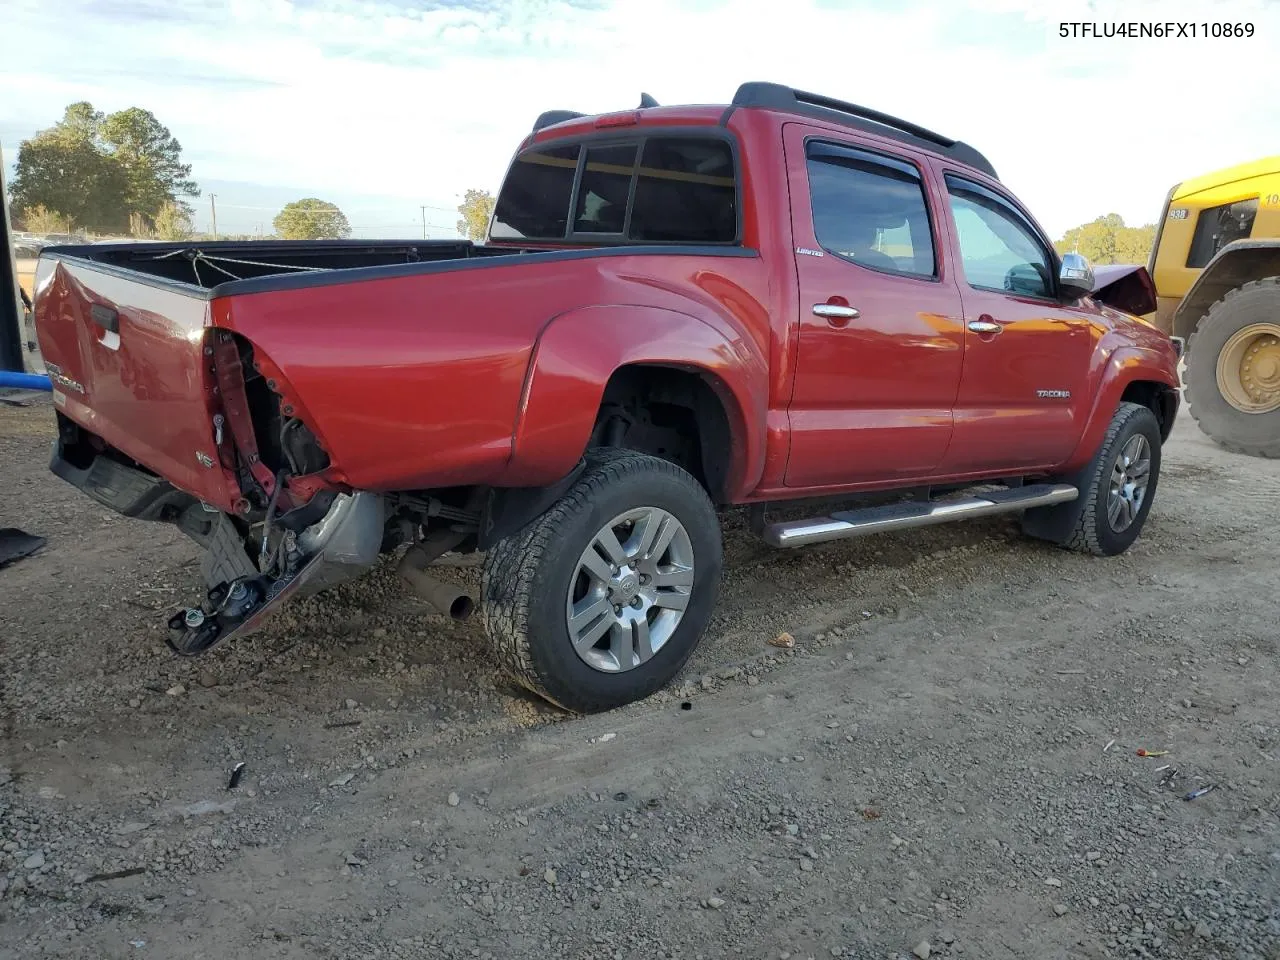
1148, 156, 1280, 333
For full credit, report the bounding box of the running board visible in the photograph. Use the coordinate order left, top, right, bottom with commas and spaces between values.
762, 483, 1079, 549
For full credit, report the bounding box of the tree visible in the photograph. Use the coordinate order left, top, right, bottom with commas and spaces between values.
19, 204, 76, 234
10, 104, 130, 233
100, 107, 199, 220
456, 188, 495, 241
152, 202, 194, 241
1054, 214, 1156, 265
272, 198, 352, 240
9, 101, 199, 234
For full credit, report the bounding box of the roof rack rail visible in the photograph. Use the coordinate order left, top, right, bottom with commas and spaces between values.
731, 81, 998, 180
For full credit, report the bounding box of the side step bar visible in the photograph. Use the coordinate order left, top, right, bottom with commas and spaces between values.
762, 483, 1079, 549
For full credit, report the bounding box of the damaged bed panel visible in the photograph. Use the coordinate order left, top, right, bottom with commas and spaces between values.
32, 256, 239, 511
33, 239, 616, 528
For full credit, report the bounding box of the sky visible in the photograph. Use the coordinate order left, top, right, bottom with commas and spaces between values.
3, 0, 1278, 241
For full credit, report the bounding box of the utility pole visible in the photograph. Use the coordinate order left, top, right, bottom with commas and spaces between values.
420, 206, 428, 240
210, 194, 219, 241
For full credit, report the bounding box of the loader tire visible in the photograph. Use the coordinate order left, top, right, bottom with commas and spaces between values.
1184, 277, 1280, 458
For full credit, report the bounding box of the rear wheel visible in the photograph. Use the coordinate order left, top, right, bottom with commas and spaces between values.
481, 449, 722, 713
1184, 277, 1280, 458
1021, 401, 1162, 556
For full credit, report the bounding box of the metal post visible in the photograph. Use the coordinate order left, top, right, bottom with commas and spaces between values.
210, 194, 218, 241
420, 206, 428, 239
0, 159, 27, 372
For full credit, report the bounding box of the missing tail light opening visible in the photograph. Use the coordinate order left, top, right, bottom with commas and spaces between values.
209, 330, 331, 511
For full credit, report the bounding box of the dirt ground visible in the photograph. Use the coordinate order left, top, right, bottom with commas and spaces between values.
1, 396, 1277, 960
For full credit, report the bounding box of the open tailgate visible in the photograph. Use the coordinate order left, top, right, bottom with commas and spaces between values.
33, 254, 239, 511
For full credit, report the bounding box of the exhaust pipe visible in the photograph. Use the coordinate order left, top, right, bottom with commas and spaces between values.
398, 545, 476, 621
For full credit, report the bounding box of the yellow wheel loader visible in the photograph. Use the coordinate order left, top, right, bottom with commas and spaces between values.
1149, 156, 1280, 458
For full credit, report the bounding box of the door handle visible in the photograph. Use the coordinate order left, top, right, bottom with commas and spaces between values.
90, 303, 121, 350
813, 304, 860, 320
90, 304, 119, 334
967, 319, 1001, 335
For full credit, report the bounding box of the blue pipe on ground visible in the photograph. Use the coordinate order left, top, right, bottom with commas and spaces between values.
0, 370, 52, 391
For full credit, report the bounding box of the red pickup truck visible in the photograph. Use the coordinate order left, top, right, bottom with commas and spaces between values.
33, 83, 1181, 712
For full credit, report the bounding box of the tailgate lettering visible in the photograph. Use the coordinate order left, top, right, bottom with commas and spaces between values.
44, 361, 85, 394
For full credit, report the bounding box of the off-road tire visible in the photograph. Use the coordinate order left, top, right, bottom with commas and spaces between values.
1184, 277, 1280, 458
481, 449, 723, 713
1021, 401, 1162, 556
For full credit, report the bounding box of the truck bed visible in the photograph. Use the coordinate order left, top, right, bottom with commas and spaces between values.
34, 237, 762, 515
42, 239, 519, 294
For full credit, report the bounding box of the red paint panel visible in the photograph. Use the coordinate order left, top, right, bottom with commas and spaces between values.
33, 260, 238, 509
778, 121, 966, 487
505, 303, 769, 494
215, 252, 774, 494
213, 271, 539, 491
941, 300, 1094, 473
1061, 340, 1180, 472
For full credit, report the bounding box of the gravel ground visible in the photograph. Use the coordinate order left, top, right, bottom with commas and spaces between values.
1, 396, 1277, 960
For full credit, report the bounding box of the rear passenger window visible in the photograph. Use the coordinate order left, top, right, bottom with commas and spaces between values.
574, 144, 637, 234
805, 142, 935, 278
491, 143, 580, 240
491, 136, 737, 243
630, 138, 736, 243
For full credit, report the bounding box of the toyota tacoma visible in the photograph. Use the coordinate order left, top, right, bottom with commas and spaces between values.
31, 82, 1181, 712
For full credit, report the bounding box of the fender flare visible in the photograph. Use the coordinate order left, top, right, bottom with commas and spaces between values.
500, 304, 769, 496
1062, 346, 1178, 470
1171, 239, 1280, 341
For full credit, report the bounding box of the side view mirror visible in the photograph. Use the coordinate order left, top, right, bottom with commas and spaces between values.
1058, 252, 1095, 301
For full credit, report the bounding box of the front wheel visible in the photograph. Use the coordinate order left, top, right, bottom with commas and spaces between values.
482, 449, 723, 713
1021, 401, 1162, 556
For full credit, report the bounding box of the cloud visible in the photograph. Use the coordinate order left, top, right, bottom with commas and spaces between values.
3, 0, 1278, 238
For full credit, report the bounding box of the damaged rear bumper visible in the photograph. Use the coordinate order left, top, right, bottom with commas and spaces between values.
49, 413, 386, 656
166, 491, 384, 655
50, 432, 187, 521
